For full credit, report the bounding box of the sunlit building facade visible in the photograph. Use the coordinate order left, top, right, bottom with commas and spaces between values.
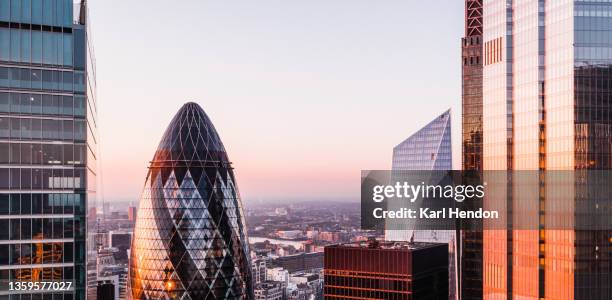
482, 0, 612, 298
0, 1, 98, 299
128, 102, 253, 299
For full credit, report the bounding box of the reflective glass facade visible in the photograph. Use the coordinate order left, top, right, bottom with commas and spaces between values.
0, 1, 97, 299
391, 109, 452, 171
482, 0, 612, 298
385, 110, 456, 299
128, 103, 253, 299
461, 1, 484, 299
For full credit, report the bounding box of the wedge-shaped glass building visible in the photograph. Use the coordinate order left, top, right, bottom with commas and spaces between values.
128, 102, 252, 299
386, 109, 455, 299
391, 109, 452, 171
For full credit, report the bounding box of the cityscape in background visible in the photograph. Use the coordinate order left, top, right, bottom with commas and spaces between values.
1, 0, 612, 299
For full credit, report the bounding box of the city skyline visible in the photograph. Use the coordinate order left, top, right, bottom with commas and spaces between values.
87, 0, 465, 203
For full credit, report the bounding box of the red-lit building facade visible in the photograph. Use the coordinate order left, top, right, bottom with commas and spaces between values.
324, 241, 448, 300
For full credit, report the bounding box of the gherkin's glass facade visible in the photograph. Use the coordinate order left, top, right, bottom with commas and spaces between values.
128, 102, 253, 300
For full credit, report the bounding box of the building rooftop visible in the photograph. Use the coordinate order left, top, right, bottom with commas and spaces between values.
326, 239, 445, 251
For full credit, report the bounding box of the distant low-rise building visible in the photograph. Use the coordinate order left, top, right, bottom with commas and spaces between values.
252, 257, 268, 284
271, 252, 324, 273
254, 281, 284, 300
277, 230, 303, 240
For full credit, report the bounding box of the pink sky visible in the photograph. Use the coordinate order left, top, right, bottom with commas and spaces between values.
91, 0, 463, 203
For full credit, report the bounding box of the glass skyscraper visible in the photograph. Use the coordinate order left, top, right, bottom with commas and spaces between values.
128, 102, 253, 299
461, 1, 484, 299
0, 1, 98, 299
385, 109, 456, 299
482, 0, 612, 298
391, 109, 452, 171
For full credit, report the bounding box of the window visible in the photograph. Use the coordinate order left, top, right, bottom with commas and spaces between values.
0, 117, 8, 137
10, 0, 20, 23
0, 67, 7, 86
10, 118, 20, 138
0, 0, 9, 22
63, 34, 73, 66
74, 71, 85, 92
0, 93, 8, 112
19, 30, 31, 63
0, 28, 9, 61
62, 96, 73, 115
74, 120, 86, 141
43, 31, 54, 64
42, 0, 52, 25
32, 0, 42, 24
74, 96, 86, 116
32, 30, 42, 63
62, 120, 74, 140
31, 94, 42, 114
0, 144, 8, 164
21, 0, 31, 23
63, 71, 73, 91
31, 69, 42, 89
42, 69, 54, 90
10, 28, 20, 61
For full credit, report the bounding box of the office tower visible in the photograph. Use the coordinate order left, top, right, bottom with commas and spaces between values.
463, 3, 484, 171
324, 240, 448, 300
482, 1, 612, 298
252, 257, 267, 284
127, 205, 136, 221
254, 281, 284, 300
460, 0, 484, 299
0, 1, 98, 299
97, 280, 117, 300
391, 109, 452, 171
128, 102, 253, 299
108, 230, 131, 262
386, 109, 456, 298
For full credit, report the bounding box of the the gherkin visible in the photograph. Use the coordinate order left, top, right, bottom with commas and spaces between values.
128, 102, 253, 299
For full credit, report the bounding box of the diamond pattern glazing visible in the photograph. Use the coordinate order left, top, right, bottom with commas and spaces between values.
128, 102, 253, 299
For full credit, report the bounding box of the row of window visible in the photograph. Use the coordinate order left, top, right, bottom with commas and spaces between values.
0, 263, 86, 283
0, 0, 73, 27
0, 28, 73, 66
0, 218, 80, 241
0, 93, 86, 117
0, 142, 86, 166
0, 193, 85, 215
0, 67, 86, 93
0, 290, 80, 300
0, 117, 87, 141
0, 168, 86, 189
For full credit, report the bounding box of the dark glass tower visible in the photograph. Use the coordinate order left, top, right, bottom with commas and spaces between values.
128, 102, 253, 299
0, 1, 98, 299
460, 0, 483, 299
